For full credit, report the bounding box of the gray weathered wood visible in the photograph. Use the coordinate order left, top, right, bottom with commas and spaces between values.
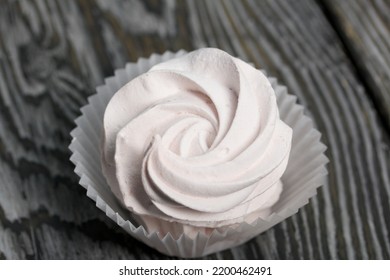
0, 0, 389, 259
322, 0, 390, 130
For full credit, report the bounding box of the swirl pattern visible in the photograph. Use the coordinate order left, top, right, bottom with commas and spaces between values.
101, 48, 292, 229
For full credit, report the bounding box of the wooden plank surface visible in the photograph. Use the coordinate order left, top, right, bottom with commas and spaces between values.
0, 0, 389, 259
322, 0, 390, 131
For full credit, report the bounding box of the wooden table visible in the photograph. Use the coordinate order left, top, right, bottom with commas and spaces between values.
0, 0, 389, 260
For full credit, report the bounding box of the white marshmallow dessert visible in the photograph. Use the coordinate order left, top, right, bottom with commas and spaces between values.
101, 48, 292, 238
70, 48, 328, 257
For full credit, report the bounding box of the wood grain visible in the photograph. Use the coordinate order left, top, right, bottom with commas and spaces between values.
0, 0, 389, 259
322, 0, 390, 130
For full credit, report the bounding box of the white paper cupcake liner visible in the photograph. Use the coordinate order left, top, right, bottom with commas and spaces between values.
69, 50, 328, 258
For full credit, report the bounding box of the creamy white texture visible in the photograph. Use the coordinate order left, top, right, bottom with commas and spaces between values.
101, 48, 292, 228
